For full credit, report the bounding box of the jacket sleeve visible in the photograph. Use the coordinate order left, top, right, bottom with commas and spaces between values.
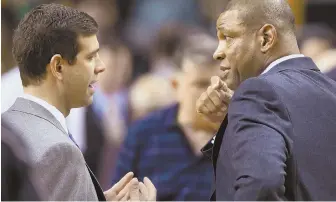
226, 78, 292, 201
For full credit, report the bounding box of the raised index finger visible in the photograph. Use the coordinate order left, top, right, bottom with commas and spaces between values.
210, 76, 223, 90
218, 79, 233, 95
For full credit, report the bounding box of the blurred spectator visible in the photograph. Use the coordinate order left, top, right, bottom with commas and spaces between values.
114, 0, 135, 35
123, 0, 202, 53
112, 30, 219, 201
128, 73, 176, 122
98, 68, 176, 190
198, 0, 229, 32
299, 23, 336, 73
149, 24, 184, 78
1, 6, 18, 73
96, 42, 133, 145
99, 42, 133, 95
315, 49, 336, 74
76, 0, 119, 43
123, 0, 205, 82
2, 119, 45, 200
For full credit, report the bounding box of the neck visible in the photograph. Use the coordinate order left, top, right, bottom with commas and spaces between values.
23, 82, 70, 117
262, 41, 301, 73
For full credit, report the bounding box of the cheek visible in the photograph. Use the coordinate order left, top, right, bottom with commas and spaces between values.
226, 41, 243, 69
232, 41, 254, 71
225, 43, 243, 87
88, 60, 96, 72
70, 61, 92, 86
81, 60, 96, 79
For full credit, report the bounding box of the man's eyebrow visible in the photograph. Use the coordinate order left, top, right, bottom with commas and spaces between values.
216, 25, 230, 34
217, 22, 243, 33
87, 48, 100, 56
216, 21, 224, 29
216, 19, 230, 30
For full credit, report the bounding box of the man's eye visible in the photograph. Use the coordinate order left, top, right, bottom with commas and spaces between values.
219, 33, 230, 40
223, 35, 232, 40
87, 55, 95, 60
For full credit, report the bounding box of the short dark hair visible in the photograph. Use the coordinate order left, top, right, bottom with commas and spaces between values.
225, 0, 296, 35
12, 3, 98, 86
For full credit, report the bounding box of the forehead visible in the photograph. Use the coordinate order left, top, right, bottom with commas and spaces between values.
77, 34, 99, 53
216, 10, 245, 31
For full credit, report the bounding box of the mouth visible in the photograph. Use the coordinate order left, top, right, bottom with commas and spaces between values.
88, 81, 98, 90
220, 66, 230, 72
220, 66, 230, 78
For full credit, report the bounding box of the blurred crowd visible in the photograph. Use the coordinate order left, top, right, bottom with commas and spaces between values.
2, 0, 336, 200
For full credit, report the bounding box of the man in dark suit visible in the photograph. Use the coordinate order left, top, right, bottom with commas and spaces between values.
197, 0, 336, 200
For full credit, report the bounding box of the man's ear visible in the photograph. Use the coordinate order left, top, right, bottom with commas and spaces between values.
258, 24, 277, 53
170, 76, 179, 90
49, 54, 65, 80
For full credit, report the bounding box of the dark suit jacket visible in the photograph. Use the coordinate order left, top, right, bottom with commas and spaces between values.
203, 57, 336, 200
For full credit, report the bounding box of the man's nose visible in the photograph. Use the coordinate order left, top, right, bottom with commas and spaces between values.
213, 44, 225, 61
95, 59, 106, 74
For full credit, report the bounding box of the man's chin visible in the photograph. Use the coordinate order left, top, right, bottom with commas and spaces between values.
86, 96, 94, 106
71, 96, 94, 109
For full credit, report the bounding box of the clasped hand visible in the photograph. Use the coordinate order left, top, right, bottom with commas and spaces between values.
104, 172, 156, 201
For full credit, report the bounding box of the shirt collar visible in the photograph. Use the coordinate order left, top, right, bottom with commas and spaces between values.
262, 54, 305, 75
20, 94, 68, 134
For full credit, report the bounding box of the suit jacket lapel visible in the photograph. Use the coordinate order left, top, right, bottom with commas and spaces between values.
85, 163, 106, 201
201, 116, 228, 201
9, 98, 68, 135
69, 133, 106, 201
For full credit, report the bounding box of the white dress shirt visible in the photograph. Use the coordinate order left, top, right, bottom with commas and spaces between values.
261, 54, 305, 74
20, 94, 68, 134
